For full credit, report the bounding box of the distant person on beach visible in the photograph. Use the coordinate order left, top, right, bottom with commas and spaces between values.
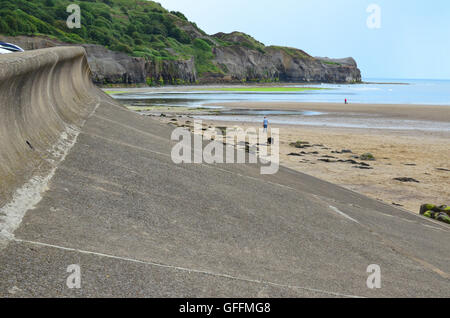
263, 116, 269, 133
345, 98, 348, 104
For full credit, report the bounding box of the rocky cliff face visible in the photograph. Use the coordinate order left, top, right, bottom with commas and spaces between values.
83, 44, 146, 84
144, 57, 197, 85
268, 47, 361, 83
207, 45, 278, 83
0, 36, 197, 85
1, 35, 361, 85
83, 44, 197, 85
208, 43, 361, 84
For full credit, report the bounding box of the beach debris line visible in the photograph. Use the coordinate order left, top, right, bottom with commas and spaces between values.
420, 204, 450, 224
288, 140, 378, 170
318, 158, 337, 163
393, 177, 420, 183
332, 149, 353, 154
353, 165, 373, 170
290, 140, 312, 149
168, 119, 280, 174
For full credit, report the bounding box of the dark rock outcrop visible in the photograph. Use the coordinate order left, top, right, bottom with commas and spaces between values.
209, 45, 278, 83
83, 44, 147, 84
144, 57, 197, 85
82, 45, 197, 85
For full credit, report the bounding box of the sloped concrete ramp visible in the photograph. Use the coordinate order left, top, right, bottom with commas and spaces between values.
0, 48, 449, 298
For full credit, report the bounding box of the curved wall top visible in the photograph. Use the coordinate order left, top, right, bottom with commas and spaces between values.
0, 47, 101, 207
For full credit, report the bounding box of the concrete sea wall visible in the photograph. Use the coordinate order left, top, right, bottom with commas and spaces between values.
0, 47, 105, 208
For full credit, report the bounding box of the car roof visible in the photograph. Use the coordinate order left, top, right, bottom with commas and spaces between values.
0, 42, 24, 52
0, 48, 13, 54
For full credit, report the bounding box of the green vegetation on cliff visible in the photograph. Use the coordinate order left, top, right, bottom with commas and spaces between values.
267, 46, 312, 60
0, 0, 227, 74
0, 0, 361, 83
214, 31, 266, 54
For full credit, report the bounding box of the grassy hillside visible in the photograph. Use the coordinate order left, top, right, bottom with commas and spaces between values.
0, 0, 233, 75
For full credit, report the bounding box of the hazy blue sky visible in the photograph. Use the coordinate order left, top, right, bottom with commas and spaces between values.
157, 0, 450, 80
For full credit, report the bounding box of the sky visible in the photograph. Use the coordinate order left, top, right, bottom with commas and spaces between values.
156, 0, 450, 80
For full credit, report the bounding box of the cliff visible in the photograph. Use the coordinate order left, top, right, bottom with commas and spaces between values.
208, 38, 361, 83
1, 34, 361, 85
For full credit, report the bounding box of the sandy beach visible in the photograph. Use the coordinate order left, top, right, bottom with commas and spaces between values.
151, 101, 450, 214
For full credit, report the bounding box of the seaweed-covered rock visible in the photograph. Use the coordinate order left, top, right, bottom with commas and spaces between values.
439, 205, 450, 214
360, 153, 376, 161
423, 211, 433, 218
420, 204, 449, 215
420, 204, 437, 215
436, 213, 450, 224
420, 204, 450, 224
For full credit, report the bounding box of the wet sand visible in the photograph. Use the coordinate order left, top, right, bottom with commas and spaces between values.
152, 102, 450, 214
204, 101, 450, 122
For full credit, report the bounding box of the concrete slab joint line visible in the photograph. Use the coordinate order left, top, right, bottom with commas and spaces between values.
13, 238, 365, 299
329, 206, 360, 224
325, 206, 449, 279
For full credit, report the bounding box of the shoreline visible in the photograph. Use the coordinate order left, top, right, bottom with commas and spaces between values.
101, 82, 363, 90
202, 101, 450, 123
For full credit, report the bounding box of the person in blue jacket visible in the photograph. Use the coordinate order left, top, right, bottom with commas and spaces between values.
263, 116, 269, 133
